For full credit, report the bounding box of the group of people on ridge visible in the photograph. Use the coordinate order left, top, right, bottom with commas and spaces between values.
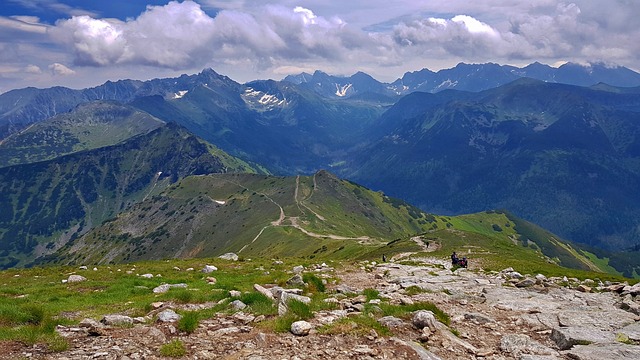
451, 251, 468, 268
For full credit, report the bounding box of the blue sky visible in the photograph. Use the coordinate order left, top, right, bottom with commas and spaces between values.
1, 0, 639, 93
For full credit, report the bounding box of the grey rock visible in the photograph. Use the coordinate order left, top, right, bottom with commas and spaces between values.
516, 278, 536, 288
67, 275, 87, 283
100, 314, 133, 326
464, 312, 496, 324
626, 282, 640, 296
156, 309, 181, 323
378, 316, 405, 328
79, 318, 104, 336
619, 321, 640, 342
292, 265, 304, 274
619, 299, 640, 315
218, 252, 239, 261
563, 343, 640, 360
202, 265, 218, 273
140, 273, 153, 279
290, 320, 313, 336
230, 300, 247, 311
277, 291, 311, 316
138, 326, 166, 344
335, 284, 357, 295
286, 274, 305, 287
412, 310, 438, 331
393, 338, 443, 360
500, 334, 557, 356
229, 290, 242, 298
253, 284, 275, 300
550, 327, 616, 350
152, 283, 187, 294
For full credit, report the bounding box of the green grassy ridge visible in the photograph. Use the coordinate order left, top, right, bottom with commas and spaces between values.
0, 124, 263, 269
44, 171, 442, 265
38, 170, 628, 284
0, 101, 164, 168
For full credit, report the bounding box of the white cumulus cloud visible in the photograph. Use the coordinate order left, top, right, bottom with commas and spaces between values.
48, 62, 75, 75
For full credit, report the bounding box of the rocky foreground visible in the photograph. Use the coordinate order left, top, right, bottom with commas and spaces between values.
8, 258, 640, 360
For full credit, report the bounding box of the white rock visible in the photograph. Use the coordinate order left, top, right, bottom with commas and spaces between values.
202, 265, 218, 273
67, 275, 87, 283
291, 321, 313, 336
219, 253, 239, 261
157, 309, 181, 323
140, 273, 154, 279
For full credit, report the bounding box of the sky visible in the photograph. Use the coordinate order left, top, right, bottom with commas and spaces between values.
1, 0, 639, 93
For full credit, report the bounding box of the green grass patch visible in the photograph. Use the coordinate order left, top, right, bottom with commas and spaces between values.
177, 311, 199, 334
302, 273, 326, 293
363, 288, 379, 301
239, 292, 276, 316
319, 314, 391, 336
159, 339, 187, 357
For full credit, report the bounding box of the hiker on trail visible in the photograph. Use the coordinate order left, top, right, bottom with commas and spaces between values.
460, 257, 468, 268
451, 251, 458, 265
382, 254, 386, 262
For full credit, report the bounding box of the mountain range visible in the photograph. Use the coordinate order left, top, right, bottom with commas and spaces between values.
1, 61, 640, 276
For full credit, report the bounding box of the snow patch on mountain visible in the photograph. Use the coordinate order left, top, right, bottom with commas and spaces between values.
241, 88, 287, 110
335, 83, 353, 97
435, 79, 458, 90
173, 90, 188, 99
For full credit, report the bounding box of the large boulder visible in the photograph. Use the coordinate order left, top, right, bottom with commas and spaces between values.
290, 321, 313, 336
218, 253, 239, 261
67, 275, 87, 283
156, 309, 181, 323
101, 314, 133, 327
412, 310, 438, 331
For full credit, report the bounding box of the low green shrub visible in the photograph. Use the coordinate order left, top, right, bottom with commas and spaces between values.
160, 339, 186, 357
177, 311, 199, 334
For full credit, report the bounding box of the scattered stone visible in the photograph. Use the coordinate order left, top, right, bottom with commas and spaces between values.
79, 318, 104, 336
206, 277, 217, 284
140, 273, 153, 279
229, 290, 242, 298
202, 265, 218, 273
152, 283, 187, 293
500, 334, 557, 357
156, 309, 181, 323
67, 275, 87, 283
292, 265, 305, 274
577, 284, 592, 293
515, 278, 536, 288
100, 315, 133, 327
151, 302, 164, 310
79, 266, 88, 270
286, 274, 305, 287
378, 316, 405, 328
551, 327, 616, 350
253, 284, 275, 300
563, 343, 640, 360
412, 310, 438, 331
230, 300, 247, 311
290, 321, 313, 336
219, 253, 239, 261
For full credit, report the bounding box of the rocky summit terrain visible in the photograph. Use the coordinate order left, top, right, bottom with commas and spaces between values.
6, 257, 640, 360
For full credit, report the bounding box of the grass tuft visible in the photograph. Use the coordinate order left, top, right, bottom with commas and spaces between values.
177, 311, 199, 334
160, 339, 187, 357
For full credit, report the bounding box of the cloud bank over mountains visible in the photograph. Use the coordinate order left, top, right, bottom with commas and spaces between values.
0, 0, 638, 91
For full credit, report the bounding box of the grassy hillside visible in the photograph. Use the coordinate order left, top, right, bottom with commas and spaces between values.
35, 170, 624, 281
0, 101, 164, 168
0, 123, 263, 269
